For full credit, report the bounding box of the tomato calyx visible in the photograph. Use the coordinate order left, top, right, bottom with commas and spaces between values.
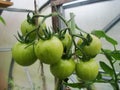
76, 34, 93, 48
14, 31, 32, 43
21, 12, 53, 41
39, 27, 53, 40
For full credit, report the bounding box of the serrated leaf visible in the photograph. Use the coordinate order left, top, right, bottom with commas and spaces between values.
91, 30, 105, 38
103, 49, 114, 61
0, 16, 6, 25
100, 61, 113, 77
111, 50, 120, 60
105, 35, 118, 46
91, 30, 118, 46
103, 49, 120, 60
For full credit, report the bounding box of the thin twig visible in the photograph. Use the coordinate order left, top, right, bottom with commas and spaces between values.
40, 62, 47, 90
34, 0, 37, 14
55, 78, 62, 90
34, 0, 47, 90
34, 0, 38, 25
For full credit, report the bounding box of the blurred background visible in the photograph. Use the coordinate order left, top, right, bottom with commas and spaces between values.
0, 0, 120, 90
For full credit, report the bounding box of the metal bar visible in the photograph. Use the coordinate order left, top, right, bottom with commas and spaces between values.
103, 13, 120, 33
51, 0, 74, 6
63, 0, 112, 9
39, 0, 50, 12
0, 48, 11, 52
24, 67, 34, 90
0, 7, 33, 13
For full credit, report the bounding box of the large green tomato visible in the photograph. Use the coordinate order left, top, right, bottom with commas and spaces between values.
75, 58, 99, 81
35, 36, 63, 64
12, 42, 37, 66
77, 34, 102, 57
50, 58, 75, 80
61, 33, 72, 52
20, 19, 46, 40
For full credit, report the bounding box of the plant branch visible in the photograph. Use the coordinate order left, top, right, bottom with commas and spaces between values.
55, 78, 62, 90
34, 1, 47, 90
34, 0, 37, 14
40, 62, 47, 90
102, 49, 119, 90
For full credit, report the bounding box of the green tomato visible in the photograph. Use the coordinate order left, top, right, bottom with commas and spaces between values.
12, 42, 37, 66
77, 34, 102, 57
20, 19, 46, 41
35, 36, 63, 64
76, 58, 99, 81
61, 33, 72, 51
50, 58, 75, 80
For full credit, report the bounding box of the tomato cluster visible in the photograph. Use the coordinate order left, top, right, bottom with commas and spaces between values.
75, 34, 102, 81
12, 13, 102, 82
12, 14, 75, 80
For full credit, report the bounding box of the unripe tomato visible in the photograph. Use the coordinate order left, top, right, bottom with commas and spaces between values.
77, 34, 102, 57
35, 36, 63, 64
50, 58, 75, 80
12, 42, 37, 66
75, 58, 99, 81
61, 33, 72, 51
20, 19, 46, 40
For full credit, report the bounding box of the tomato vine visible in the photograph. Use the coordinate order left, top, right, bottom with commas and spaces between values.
11, 2, 120, 90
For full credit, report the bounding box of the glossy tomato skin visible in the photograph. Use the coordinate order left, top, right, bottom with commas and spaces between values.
35, 36, 63, 64
77, 34, 102, 57
12, 42, 37, 66
50, 58, 75, 80
76, 58, 99, 81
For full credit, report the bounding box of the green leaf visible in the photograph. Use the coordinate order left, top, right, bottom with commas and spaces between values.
102, 49, 120, 60
0, 16, 6, 25
111, 50, 120, 60
102, 49, 114, 61
91, 30, 118, 46
91, 30, 105, 38
96, 72, 102, 80
105, 35, 118, 46
63, 82, 92, 89
100, 61, 113, 77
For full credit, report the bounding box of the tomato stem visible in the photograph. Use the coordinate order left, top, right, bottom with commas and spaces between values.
55, 78, 62, 90
40, 62, 47, 90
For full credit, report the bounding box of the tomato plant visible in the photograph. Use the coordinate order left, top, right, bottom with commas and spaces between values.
35, 36, 63, 64
11, 3, 120, 89
12, 42, 37, 66
76, 58, 99, 81
50, 58, 75, 80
